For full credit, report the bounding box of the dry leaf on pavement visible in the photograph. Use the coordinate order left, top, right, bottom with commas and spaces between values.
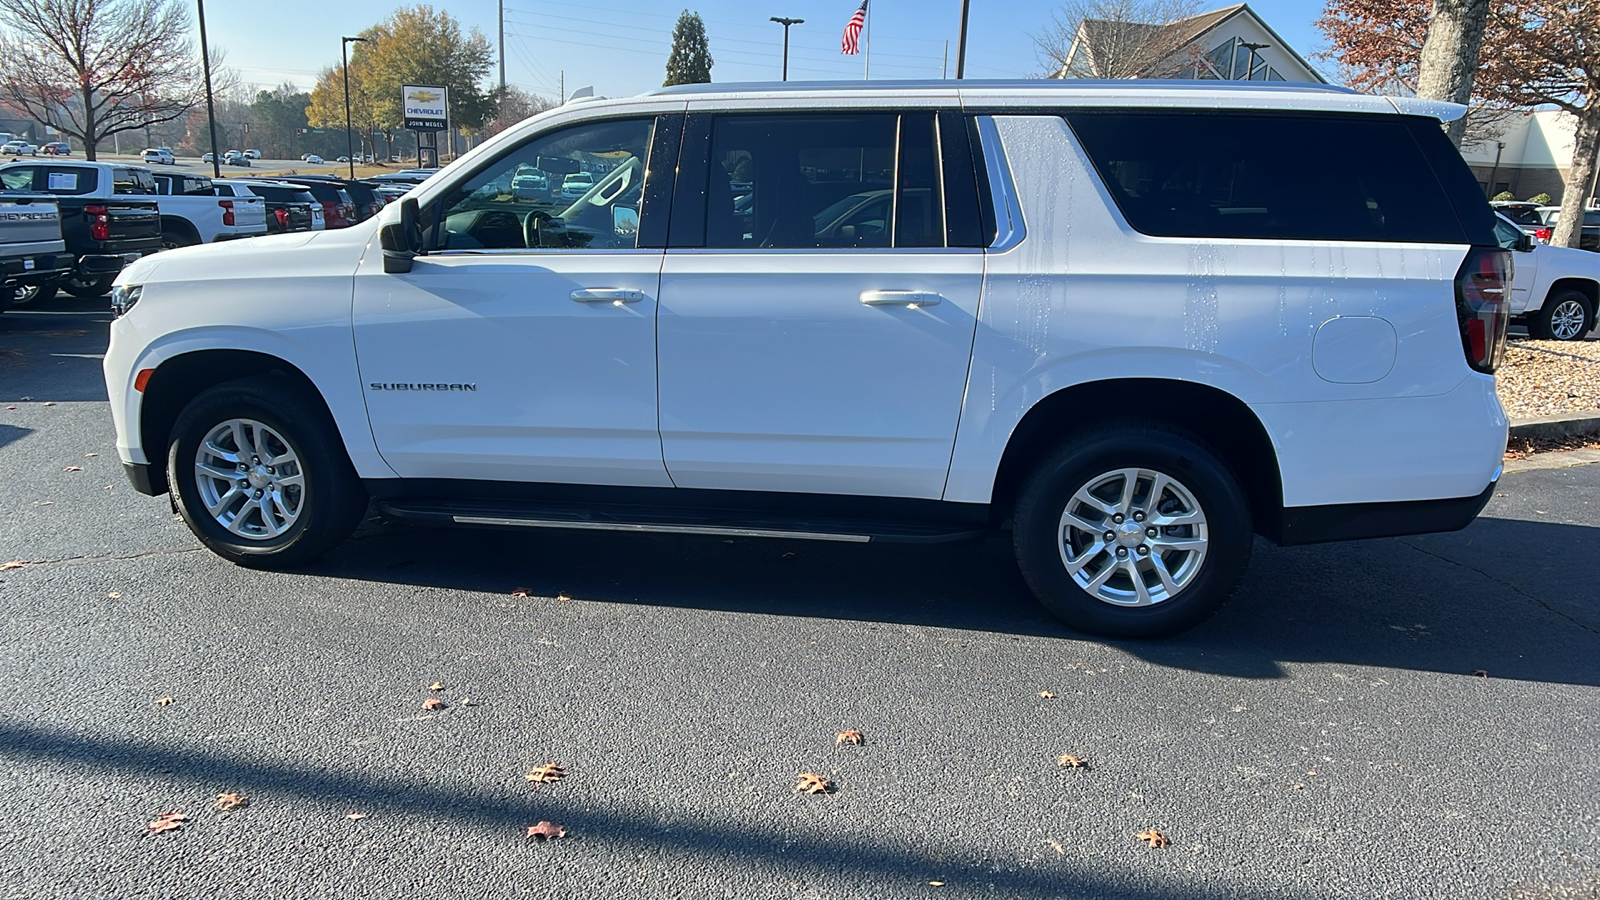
510, 587, 533, 597
795, 773, 833, 795
107, 592, 121, 599
1057, 754, 1088, 768
1045, 839, 1066, 856
1136, 829, 1170, 849
526, 820, 567, 840
555, 592, 573, 601
85, 452, 97, 457
0, 561, 25, 570
215, 792, 248, 811
1471, 670, 1489, 677
1038, 691, 1056, 699
62, 466, 82, 472
154, 696, 174, 706
835, 730, 865, 746
428, 682, 444, 691
346, 812, 367, 821
146, 811, 187, 834
526, 763, 566, 784
421, 697, 446, 711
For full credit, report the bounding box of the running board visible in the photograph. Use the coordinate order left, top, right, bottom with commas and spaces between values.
375, 498, 987, 544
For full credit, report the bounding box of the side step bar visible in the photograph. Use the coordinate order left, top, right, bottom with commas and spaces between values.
376, 499, 988, 544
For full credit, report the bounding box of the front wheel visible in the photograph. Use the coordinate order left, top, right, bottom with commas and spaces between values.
1012, 425, 1253, 639
62, 274, 116, 298
168, 376, 367, 568
1528, 289, 1595, 341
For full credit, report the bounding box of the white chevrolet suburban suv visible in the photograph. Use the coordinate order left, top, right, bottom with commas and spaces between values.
103, 81, 1512, 638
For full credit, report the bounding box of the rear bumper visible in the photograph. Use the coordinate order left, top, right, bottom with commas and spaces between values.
2, 252, 73, 280
1275, 478, 1498, 546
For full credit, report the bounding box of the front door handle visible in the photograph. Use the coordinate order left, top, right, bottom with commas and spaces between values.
571, 288, 645, 303
860, 290, 943, 307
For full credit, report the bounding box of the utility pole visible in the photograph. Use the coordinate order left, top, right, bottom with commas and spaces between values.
955, 0, 971, 79
341, 37, 369, 178
942, 40, 948, 79
197, 0, 221, 178
560, 70, 565, 103
498, 0, 506, 89
769, 17, 803, 82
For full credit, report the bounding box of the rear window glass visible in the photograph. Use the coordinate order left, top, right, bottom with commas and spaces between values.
1064, 111, 1469, 244
113, 168, 156, 194
1494, 205, 1543, 226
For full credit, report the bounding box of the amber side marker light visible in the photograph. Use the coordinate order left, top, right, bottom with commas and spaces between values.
134, 369, 155, 392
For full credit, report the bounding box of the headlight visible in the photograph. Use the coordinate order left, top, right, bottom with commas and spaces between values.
110, 283, 141, 317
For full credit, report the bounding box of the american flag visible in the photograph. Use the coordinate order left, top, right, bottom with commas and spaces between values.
841, 0, 868, 55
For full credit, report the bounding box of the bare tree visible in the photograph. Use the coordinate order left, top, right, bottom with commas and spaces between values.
483, 86, 554, 138
0, 0, 206, 160
1035, 0, 1202, 79
1415, 0, 1491, 147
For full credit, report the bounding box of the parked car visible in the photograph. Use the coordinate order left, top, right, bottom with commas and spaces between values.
244, 149, 261, 159
0, 160, 162, 300
305, 154, 324, 165
265, 177, 355, 228
215, 180, 316, 234
2, 140, 38, 156
202, 152, 215, 163
368, 171, 432, 187
1494, 213, 1599, 340
39, 142, 71, 155
0, 191, 72, 312
151, 171, 268, 247
102, 80, 1513, 639
274, 175, 384, 222
140, 148, 174, 165
511, 169, 548, 199
559, 171, 594, 200
1537, 206, 1600, 252
223, 150, 251, 168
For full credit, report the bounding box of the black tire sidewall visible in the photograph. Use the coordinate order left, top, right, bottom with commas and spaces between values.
1533, 290, 1594, 341
169, 378, 362, 568
1013, 428, 1252, 639
63, 274, 115, 298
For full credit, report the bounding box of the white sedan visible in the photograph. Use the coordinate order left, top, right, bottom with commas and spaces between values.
305, 154, 324, 165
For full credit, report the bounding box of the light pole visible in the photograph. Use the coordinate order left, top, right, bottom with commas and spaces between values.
342, 36, 369, 179
197, 0, 221, 178
1238, 41, 1270, 81
955, 0, 971, 79
769, 17, 803, 82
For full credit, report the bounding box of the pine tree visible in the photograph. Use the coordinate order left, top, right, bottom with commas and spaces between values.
664, 10, 713, 86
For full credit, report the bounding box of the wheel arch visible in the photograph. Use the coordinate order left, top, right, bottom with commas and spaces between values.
989, 378, 1285, 539
137, 349, 338, 495
1546, 278, 1599, 314
160, 216, 201, 247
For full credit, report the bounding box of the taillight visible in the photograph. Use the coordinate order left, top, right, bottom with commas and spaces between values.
275, 208, 288, 227
1534, 227, 1552, 242
85, 204, 109, 241
1455, 246, 1512, 374
218, 199, 234, 226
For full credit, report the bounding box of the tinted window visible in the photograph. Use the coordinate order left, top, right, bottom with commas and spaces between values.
113, 167, 156, 194
1495, 205, 1543, 226
1, 166, 36, 190
1065, 111, 1469, 244
703, 113, 943, 250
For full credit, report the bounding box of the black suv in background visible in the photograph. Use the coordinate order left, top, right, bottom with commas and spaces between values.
275, 175, 385, 222
215, 181, 315, 234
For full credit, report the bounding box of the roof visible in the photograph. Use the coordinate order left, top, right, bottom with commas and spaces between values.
646, 79, 1354, 98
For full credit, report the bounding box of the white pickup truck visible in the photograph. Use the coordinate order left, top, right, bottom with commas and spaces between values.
1495, 213, 1600, 340
151, 171, 268, 247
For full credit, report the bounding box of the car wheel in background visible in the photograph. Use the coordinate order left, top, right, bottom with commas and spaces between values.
1011, 424, 1253, 639
10, 280, 57, 306
168, 376, 367, 568
162, 231, 198, 251
1528, 288, 1595, 341
62, 274, 116, 298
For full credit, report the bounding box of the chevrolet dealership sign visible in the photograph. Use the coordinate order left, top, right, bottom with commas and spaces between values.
402, 85, 448, 132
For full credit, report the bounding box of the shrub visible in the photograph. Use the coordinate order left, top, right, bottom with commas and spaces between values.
1492, 190, 1516, 201
1528, 192, 1552, 205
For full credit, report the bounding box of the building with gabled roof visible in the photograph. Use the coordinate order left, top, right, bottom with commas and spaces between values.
1054, 3, 1326, 84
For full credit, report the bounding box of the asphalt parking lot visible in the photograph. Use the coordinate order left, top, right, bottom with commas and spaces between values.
2, 298, 1598, 899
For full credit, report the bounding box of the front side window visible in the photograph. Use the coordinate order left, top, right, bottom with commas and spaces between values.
431, 117, 655, 252
702, 113, 944, 251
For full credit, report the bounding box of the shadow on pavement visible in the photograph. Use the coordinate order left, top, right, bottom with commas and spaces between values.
311, 510, 1600, 688
0, 717, 1305, 900
0, 298, 114, 403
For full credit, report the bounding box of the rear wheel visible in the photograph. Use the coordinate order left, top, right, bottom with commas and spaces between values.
11, 280, 57, 306
168, 376, 367, 568
62, 274, 116, 298
1012, 425, 1253, 638
162, 230, 198, 251
1528, 289, 1594, 341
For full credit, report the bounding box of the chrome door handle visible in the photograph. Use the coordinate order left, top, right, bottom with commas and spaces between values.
860, 290, 942, 307
571, 289, 645, 303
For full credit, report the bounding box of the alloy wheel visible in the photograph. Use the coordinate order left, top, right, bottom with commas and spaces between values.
193, 418, 305, 540
1549, 299, 1589, 340
1057, 467, 1209, 607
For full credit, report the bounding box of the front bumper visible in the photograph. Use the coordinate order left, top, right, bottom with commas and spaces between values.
123, 462, 161, 496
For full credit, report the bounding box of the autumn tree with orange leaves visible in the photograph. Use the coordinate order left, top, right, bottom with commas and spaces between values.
1319, 0, 1598, 249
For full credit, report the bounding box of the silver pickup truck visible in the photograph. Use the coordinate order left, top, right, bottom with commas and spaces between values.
0, 191, 70, 313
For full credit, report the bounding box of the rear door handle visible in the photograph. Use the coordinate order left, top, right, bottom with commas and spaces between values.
860, 290, 942, 307
571, 289, 645, 303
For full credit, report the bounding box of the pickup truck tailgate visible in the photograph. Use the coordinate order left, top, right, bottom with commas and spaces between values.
104, 203, 161, 245
228, 196, 267, 232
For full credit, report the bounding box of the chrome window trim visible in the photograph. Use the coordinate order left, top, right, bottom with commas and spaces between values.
974, 116, 1026, 253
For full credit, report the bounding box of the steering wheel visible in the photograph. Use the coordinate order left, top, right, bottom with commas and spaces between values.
523, 210, 557, 249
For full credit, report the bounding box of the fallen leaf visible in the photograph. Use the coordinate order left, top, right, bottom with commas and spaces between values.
428, 681, 444, 691
62, 465, 82, 472
0, 560, 25, 571
215, 792, 248, 811
1306, 770, 1318, 777
154, 696, 174, 706
84, 452, 97, 457
555, 592, 573, 602
1136, 829, 1170, 849
458, 696, 476, 707
107, 591, 121, 599
1057, 754, 1088, 769
835, 729, 865, 746
525, 820, 566, 840
1038, 691, 1056, 699
526, 763, 566, 784
421, 697, 446, 711
795, 772, 833, 795
41, 401, 54, 407
1045, 839, 1066, 856
4, 405, 14, 410
346, 812, 367, 821
33, 501, 52, 506
929, 882, 945, 887
510, 587, 532, 597
1471, 670, 1489, 678
146, 811, 187, 834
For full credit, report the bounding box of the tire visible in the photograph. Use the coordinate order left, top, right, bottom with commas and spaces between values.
168, 375, 367, 568
1528, 289, 1595, 341
10, 280, 57, 306
1012, 424, 1253, 639
62, 274, 116, 298
162, 230, 198, 251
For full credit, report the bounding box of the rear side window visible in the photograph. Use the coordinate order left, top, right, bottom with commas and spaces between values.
113, 167, 156, 194
1065, 111, 1470, 244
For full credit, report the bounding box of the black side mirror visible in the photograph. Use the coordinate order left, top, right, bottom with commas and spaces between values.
380, 197, 421, 274
1518, 233, 1536, 253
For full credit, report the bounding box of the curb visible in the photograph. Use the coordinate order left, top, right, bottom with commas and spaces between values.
1508, 413, 1600, 440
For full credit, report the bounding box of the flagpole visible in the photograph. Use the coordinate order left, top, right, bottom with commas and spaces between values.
863, 2, 871, 80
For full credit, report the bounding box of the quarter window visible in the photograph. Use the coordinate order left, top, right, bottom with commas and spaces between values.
430, 117, 655, 252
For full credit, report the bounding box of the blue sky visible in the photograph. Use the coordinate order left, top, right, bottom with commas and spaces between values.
209, 0, 1334, 100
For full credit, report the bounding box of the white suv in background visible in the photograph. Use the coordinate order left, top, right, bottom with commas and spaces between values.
140, 148, 174, 165
102, 81, 1512, 638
